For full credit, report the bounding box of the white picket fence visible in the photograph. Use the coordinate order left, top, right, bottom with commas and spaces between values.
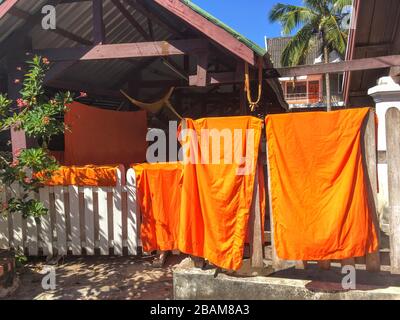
0, 166, 142, 257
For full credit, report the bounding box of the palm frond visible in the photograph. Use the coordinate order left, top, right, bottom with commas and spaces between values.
281, 23, 316, 66
333, 0, 353, 13
321, 15, 348, 56
269, 3, 317, 35
303, 0, 324, 12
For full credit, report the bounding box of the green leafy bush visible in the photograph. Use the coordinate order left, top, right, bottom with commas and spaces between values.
0, 56, 74, 219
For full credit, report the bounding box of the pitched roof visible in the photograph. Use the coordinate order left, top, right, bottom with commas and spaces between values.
180, 0, 267, 57
267, 36, 322, 68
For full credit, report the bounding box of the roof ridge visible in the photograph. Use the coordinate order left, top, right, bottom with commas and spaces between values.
180, 0, 267, 57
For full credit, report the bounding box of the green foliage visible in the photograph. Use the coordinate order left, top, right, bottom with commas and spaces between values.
0, 55, 74, 220
268, 0, 352, 67
0, 94, 12, 118
15, 250, 28, 268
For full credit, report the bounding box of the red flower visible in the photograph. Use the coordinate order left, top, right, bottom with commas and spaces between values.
42, 116, 50, 125
1, 202, 8, 211
13, 149, 22, 158
24, 177, 32, 184
10, 159, 19, 168
42, 57, 50, 65
16, 98, 28, 108
79, 92, 88, 98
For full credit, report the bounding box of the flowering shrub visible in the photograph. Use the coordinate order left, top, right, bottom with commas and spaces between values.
0, 56, 73, 219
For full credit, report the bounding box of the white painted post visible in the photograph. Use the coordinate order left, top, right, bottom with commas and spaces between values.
54, 186, 67, 256
10, 182, 23, 252
368, 76, 400, 233
98, 187, 109, 255
84, 187, 95, 255
39, 187, 53, 257
113, 166, 124, 256
68, 185, 81, 255
26, 191, 38, 256
126, 168, 138, 256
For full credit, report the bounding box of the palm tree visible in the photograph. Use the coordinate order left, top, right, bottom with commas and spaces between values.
269, 0, 352, 111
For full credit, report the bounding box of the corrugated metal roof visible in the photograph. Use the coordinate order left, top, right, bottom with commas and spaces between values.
0, 0, 287, 112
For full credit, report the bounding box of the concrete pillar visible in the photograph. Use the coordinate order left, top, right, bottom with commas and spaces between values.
368, 76, 400, 233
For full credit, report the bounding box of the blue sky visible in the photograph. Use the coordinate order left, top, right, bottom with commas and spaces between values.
191, 0, 303, 47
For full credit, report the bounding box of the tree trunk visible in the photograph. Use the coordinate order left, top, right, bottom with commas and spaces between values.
324, 46, 332, 112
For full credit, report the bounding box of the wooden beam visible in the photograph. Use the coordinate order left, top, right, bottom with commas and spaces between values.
356, 43, 392, 53
192, 49, 209, 87
46, 79, 121, 98
112, 57, 158, 89
92, 0, 105, 44
153, 0, 256, 66
8, 6, 93, 45
189, 71, 241, 86
30, 39, 208, 61
269, 55, 400, 78
126, 79, 186, 88
111, 0, 151, 41
162, 57, 188, 80
0, 0, 19, 20
128, 0, 182, 38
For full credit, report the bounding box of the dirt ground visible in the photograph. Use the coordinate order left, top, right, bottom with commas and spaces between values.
4, 254, 186, 300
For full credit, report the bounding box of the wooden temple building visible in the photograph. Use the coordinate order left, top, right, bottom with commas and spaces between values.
0, 0, 288, 154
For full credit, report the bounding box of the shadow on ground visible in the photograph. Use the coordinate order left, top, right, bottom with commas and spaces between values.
4, 254, 186, 300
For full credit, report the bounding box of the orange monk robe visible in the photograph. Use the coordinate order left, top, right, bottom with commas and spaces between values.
64, 102, 147, 167
133, 162, 183, 253
35, 165, 120, 187
265, 108, 379, 261
179, 116, 264, 271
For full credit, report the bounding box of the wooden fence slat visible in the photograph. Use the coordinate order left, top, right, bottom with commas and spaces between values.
84, 187, 95, 255
39, 188, 53, 256
113, 169, 123, 256
54, 186, 67, 256
126, 169, 138, 255
10, 182, 23, 252
249, 166, 264, 268
68, 185, 81, 255
386, 107, 400, 274
98, 187, 109, 255
0, 186, 9, 250
26, 191, 38, 256
363, 109, 381, 272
